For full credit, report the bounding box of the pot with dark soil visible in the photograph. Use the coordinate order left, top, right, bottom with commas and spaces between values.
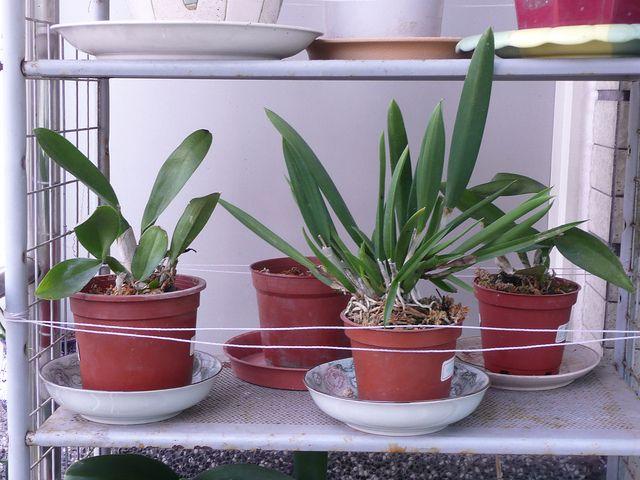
34, 128, 219, 391
251, 257, 350, 369
474, 269, 580, 376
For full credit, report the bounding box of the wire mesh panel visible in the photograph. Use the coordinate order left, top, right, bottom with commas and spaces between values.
24, 1, 101, 478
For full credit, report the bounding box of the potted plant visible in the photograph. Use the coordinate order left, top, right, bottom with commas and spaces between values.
464, 179, 634, 375
514, 0, 640, 29
249, 256, 351, 369
64, 452, 327, 480
34, 128, 219, 392
218, 29, 602, 401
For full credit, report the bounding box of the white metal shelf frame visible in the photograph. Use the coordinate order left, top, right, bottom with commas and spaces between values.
1, 1, 640, 479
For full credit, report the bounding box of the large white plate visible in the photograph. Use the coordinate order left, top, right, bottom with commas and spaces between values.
305, 358, 489, 436
457, 336, 601, 391
41, 351, 222, 424
52, 21, 322, 60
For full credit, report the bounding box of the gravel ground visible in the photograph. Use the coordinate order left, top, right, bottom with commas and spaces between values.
119, 446, 607, 480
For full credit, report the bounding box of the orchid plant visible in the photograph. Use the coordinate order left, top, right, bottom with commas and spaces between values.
218, 29, 632, 325
33, 129, 219, 300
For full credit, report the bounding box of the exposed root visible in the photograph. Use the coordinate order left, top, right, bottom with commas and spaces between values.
346, 294, 468, 328
475, 268, 577, 295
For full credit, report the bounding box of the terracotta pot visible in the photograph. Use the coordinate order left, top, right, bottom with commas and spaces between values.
342, 313, 461, 402
474, 279, 580, 376
251, 257, 350, 369
70, 275, 205, 391
514, 0, 640, 29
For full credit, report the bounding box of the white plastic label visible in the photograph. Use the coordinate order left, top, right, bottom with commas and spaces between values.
441, 356, 455, 381
478, 313, 482, 326
555, 323, 569, 343
190, 336, 196, 356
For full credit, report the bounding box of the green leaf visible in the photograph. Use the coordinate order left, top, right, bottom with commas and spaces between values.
430, 278, 458, 293
219, 198, 332, 287
395, 207, 427, 266
555, 228, 634, 292
74, 206, 121, 260
141, 129, 213, 232
303, 230, 356, 293
131, 226, 168, 281
35, 258, 102, 300
444, 28, 495, 209
448, 275, 473, 292
194, 465, 294, 480
265, 109, 362, 245
383, 146, 410, 259
470, 173, 546, 197
382, 281, 400, 325
415, 101, 445, 229
65, 454, 179, 480
387, 100, 414, 226
169, 193, 220, 264
293, 451, 328, 480
34, 128, 119, 208
105, 256, 129, 275
374, 132, 387, 260
283, 139, 333, 244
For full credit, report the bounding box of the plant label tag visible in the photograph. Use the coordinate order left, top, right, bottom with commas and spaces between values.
478, 313, 482, 325
441, 356, 455, 382
190, 336, 196, 356
556, 323, 569, 343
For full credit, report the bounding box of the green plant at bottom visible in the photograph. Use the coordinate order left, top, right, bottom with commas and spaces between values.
64, 453, 327, 480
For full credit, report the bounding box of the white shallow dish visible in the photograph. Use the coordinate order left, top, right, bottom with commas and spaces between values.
40, 351, 221, 425
52, 21, 322, 60
457, 336, 601, 391
457, 23, 640, 58
304, 358, 489, 436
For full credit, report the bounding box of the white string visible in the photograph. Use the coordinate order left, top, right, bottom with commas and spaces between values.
4, 315, 640, 336
4, 313, 639, 355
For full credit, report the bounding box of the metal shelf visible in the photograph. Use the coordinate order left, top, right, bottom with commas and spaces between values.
22, 57, 640, 81
28, 364, 640, 456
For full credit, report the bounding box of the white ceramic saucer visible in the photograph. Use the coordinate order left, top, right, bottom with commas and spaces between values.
456, 336, 601, 391
304, 358, 489, 436
457, 24, 640, 58
51, 21, 322, 60
40, 351, 221, 425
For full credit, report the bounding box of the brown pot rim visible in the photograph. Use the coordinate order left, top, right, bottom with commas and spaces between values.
473, 277, 581, 298
341, 310, 463, 335
71, 274, 206, 303
250, 257, 323, 281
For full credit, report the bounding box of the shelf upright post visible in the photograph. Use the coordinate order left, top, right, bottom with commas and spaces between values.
90, 0, 110, 184
0, 0, 31, 479
615, 81, 640, 380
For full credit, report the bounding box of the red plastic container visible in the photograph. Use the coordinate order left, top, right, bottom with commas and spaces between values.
343, 314, 462, 402
474, 279, 580, 376
515, 0, 640, 29
251, 257, 350, 369
70, 275, 205, 391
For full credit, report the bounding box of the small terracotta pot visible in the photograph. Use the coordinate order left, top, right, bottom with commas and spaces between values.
342, 313, 461, 402
474, 279, 580, 376
251, 257, 350, 369
70, 275, 205, 391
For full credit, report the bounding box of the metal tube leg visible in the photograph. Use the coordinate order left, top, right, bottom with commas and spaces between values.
1, 1, 30, 479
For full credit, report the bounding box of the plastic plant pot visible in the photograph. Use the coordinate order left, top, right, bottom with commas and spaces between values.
251, 257, 350, 369
342, 313, 461, 402
515, 0, 640, 29
70, 275, 205, 392
474, 279, 580, 376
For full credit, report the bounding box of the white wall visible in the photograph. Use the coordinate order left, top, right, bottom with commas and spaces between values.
61, 0, 556, 351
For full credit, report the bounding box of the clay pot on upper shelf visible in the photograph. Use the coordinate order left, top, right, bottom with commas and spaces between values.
70, 275, 206, 392
514, 0, 640, 29
127, 0, 284, 24
342, 310, 464, 403
323, 0, 444, 39
474, 279, 580, 376
251, 257, 351, 369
